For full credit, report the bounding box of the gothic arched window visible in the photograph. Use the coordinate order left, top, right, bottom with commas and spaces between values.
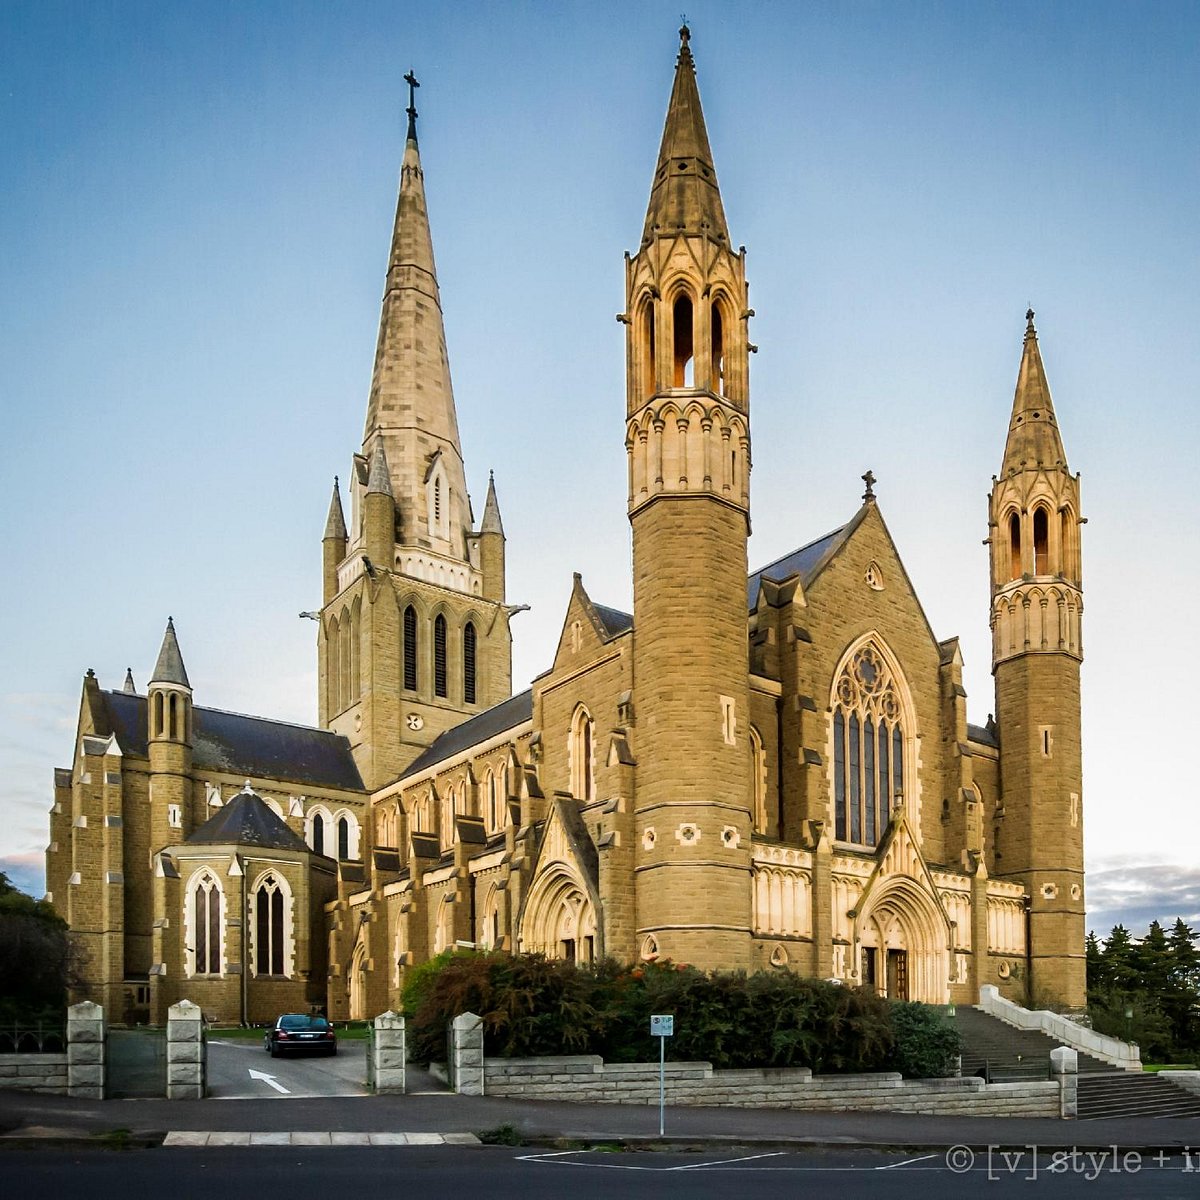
570, 706, 594, 803
1008, 512, 1022, 580
831, 643, 908, 848
710, 301, 725, 393
310, 810, 326, 856
254, 873, 287, 976
337, 815, 350, 861
434, 614, 448, 698
749, 725, 767, 834
672, 293, 694, 387
403, 605, 418, 692
1033, 505, 1050, 575
188, 871, 223, 976
463, 621, 477, 705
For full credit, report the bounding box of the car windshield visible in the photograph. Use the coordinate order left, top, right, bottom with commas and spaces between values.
279, 1015, 328, 1031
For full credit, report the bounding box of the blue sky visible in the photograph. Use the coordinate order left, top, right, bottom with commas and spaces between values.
1, 1, 1197, 938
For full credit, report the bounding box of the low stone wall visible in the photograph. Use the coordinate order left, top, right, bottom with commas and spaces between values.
978, 985, 1141, 1071
482, 1056, 1062, 1117
0, 1054, 69, 1094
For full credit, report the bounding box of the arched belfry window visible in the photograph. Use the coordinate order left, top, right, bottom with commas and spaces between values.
434, 614, 448, 698
1008, 512, 1022, 581
463, 621, 477, 705
1033, 505, 1049, 575
672, 293, 694, 388
642, 300, 656, 399
710, 301, 725, 394
403, 605, 418, 692
570, 706, 594, 803
831, 642, 909, 848
254, 873, 287, 976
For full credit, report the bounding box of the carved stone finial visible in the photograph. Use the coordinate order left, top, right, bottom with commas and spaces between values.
861, 469, 876, 502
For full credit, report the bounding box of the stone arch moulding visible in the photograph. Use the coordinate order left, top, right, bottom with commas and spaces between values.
517, 864, 600, 963
851, 875, 952, 1005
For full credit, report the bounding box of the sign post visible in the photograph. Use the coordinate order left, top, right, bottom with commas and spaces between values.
650, 1014, 674, 1137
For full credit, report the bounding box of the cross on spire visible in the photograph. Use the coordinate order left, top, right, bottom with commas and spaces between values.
862, 469, 876, 502
404, 70, 420, 142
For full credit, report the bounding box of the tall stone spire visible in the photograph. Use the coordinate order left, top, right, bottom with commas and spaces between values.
362, 79, 470, 555
324, 477, 347, 540
641, 24, 730, 245
1000, 309, 1068, 476
480, 470, 504, 536
150, 618, 190, 689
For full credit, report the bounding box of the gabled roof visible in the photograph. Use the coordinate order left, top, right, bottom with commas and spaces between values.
747, 524, 851, 608
100, 691, 365, 792
592, 603, 633, 639
185, 789, 310, 852
400, 688, 533, 780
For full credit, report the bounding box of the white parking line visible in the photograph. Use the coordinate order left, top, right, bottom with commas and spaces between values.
671, 1152, 786, 1171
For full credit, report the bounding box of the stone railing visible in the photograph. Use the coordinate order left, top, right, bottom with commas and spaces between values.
978, 985, 1141, 1071
481, 1056, 1063, 1118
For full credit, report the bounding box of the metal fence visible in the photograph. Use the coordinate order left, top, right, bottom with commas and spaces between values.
0, 1020, 66, 1054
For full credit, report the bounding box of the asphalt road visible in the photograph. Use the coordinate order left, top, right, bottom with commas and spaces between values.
206, 1037, 369, 1098
7, 1145, 1200, 1199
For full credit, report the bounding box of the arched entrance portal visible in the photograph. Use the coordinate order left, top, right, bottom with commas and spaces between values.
520, 868, 598, 964
854, 878, 950, 1004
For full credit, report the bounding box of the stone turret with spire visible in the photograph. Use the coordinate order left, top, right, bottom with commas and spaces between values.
624, 26, 754, 971
987, 309, 1086, 1011
318, 76, 512, 787
148, 617, 193, 850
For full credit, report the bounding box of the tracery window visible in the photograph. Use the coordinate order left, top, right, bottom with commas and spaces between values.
254, 873, 287, 976
832, 643, 907, 848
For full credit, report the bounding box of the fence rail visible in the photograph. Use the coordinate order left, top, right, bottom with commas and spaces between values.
0, 1021, 66, 1054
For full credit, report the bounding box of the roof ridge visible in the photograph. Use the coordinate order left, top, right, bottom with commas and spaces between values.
104, 689, 348, 738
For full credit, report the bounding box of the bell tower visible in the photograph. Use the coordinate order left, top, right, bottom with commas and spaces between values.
625, 26, 753, 970
319, 76, 512, 793
988, 310, 1086, 1010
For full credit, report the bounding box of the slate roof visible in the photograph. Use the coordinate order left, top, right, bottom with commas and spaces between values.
400, 688, 533, 780
592, 603, 633, 639
185, 790, 310, 852
747, 525, 850, 608
100, 691, 365, 792
967, 723, 999, 748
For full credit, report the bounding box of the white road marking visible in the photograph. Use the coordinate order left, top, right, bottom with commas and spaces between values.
670, 1152, 786, 1171
876, 1153, 939, 1170
247, 1068, 290, 1094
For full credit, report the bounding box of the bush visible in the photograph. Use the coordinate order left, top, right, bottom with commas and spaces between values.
889, 1002, 963, 1078
402, 951, 902, 1072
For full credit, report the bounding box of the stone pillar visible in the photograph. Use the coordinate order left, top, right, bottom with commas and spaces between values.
167, 999, 205, 1099
1050, 1045, 1078, 1119
369, 1011, 406, 1094
67, 1000, 105, 1099
450, 1012, 484, 1096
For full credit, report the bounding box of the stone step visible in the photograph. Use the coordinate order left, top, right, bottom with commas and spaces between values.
1077, 1074, 1200, 1120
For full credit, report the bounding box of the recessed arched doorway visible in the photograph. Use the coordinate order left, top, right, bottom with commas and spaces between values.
348, 939, 368, 1020
854, 878, 950, 1004
519, 868, 597, 964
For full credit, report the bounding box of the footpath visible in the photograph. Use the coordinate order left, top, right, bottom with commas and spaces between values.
1, 1085, 1198, 1153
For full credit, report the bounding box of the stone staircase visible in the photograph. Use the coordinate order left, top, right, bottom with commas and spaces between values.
1076, 1072, 1200, 1120
950, 1005, 1111, 1081
951, 1006, 1200, 1118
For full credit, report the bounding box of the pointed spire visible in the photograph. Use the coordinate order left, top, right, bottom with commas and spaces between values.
151, 617, 190, 690
642, 24, 730, 244
324, 476, 348, 540
362, 79, 469, 556
366, 440, 394, 497
122, 668, 136, 695
480, 469, 504, 536
1001, 308, 1068, 474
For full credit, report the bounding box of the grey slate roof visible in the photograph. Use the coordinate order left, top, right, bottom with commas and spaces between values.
400, 688, 533, 780
592, 603, 633, 639
100, 691, 365, 792
151, 618, 191, 688
185, 790, 310, 852
747, 526, 850, 608
967, 723, 999, 748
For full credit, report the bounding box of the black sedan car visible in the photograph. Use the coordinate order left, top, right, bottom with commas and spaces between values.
264, 1013, 338, 1057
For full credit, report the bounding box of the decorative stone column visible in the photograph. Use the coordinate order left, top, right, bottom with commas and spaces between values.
369, 1011, 406, 1094
450, 1012, 484, 1096
1050, 1045, 1078, 1118
167, 999, 205, 1099
67, 1000, 105, 1099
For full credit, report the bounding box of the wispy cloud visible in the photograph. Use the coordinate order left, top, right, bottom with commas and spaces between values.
0, 852, 45, 898
1087, 858, 1200, 937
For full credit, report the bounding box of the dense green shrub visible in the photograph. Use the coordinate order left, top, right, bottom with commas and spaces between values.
403, 951, 905, 1072
888, 1001, 963, 1078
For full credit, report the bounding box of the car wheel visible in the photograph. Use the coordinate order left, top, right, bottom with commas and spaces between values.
329, 1046, 338, 1057
269, 1044, 277, 1058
